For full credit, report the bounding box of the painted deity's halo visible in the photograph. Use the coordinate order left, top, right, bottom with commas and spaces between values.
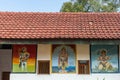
100, 49, 107, 55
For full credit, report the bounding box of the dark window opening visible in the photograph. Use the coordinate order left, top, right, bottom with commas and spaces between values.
0, 44, 12, 49
78, 60, 90, 74
38, 60, 50, 74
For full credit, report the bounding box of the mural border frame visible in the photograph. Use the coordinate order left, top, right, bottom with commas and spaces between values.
90, 44, 119, 73
11, 44, 37, 73
51, 44, 77, 74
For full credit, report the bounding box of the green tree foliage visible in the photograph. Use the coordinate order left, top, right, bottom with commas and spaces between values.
60, 0, 120, 12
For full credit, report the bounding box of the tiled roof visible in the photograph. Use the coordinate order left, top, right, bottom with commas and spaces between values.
0, 12, 120, 39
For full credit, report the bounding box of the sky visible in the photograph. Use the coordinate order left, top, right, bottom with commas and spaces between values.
0, 0, 69, 12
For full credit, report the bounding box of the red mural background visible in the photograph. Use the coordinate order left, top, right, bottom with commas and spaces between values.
12, 44, 37, 72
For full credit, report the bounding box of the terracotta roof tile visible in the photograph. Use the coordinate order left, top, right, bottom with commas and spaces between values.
0, 12, 120, 39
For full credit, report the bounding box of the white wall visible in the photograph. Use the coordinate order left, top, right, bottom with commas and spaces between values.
0, 49, 12, 80
76, 44, 89, 60
10, 44, 120, 80
10, 74, 120, 80
37, 44, 51, 60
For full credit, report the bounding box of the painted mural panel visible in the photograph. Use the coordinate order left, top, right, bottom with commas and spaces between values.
91, 45, 119, 73
12, 44, 37, 73
52, 45, 76, 73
